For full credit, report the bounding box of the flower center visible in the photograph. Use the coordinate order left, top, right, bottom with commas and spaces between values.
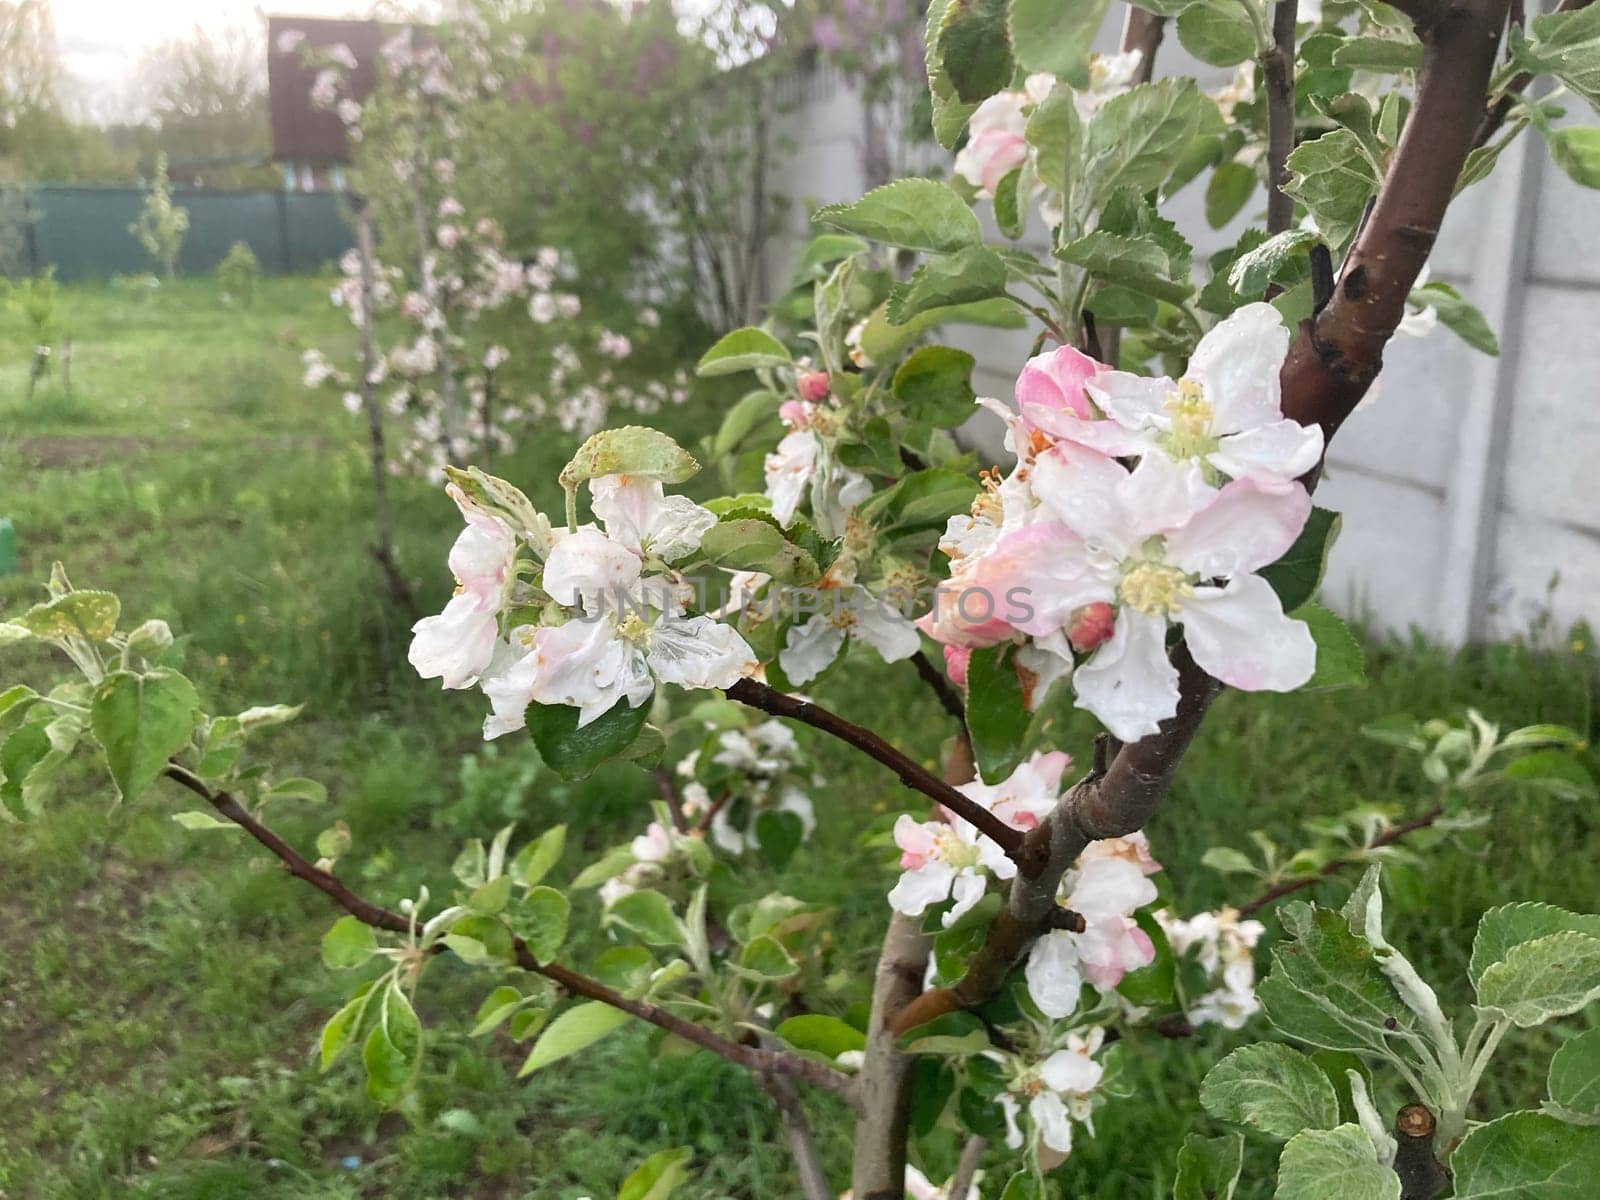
1118, 556, 1192, 617
1161, 378, 1217, 460
616, 613, 653, 645
932, 825, 980, 870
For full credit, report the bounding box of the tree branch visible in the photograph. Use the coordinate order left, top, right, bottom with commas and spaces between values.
910, 648, 966, 724
760, 1067, 834, 1200
1236, 802, 1445, 918
948, 1135, 987, 1200
1394, 1104, 1451, 1200
850, 912, 931, 1199
725, 677, 1022, 859
161, 766, 858, 1105
1262, 0, 1300, 235
1280, 0, 1514, 444
1120, 7, 1166, 84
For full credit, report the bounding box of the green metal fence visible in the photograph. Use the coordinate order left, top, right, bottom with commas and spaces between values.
11, 186, 354, 281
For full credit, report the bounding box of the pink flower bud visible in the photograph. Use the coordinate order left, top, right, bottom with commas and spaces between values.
1067, 602, 1115, 653
796, 368, 831, 402
943, 643, 972, 688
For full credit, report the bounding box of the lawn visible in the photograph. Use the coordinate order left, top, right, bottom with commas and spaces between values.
0, 276, 1595, 1199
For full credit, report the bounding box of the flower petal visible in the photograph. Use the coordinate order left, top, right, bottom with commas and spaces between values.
852, 593, 921, 663
648, 615, 757, 690
889, 860, 956, 916
1186, 302, 1289, 435
1030, 1091, 1077, 1154
1207, 419, 1324, 489
409, 592, 499, 690
946, 870, 990, 926
1085, 369, 1172, 431
1026, 930, 1086, 1019
1031, 441, 1141, 555
525, 617, 648, 727
1180, 574, 1316, 692
1164, 477, 1312, 579
779, 613, 847, 685
1038, 1046, 1104, 1096
1072, 609, 1179, 742
1015, 344, 1102, 421
543, 527, 641, 607
764, 431, 818, 526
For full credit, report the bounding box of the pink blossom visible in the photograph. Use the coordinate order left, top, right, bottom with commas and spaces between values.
943, 643, 971, 688
796, 368, 831, 402
1015, 344, 1100, 426
953, 92, 1028, 196
1067, 602, 1115, 652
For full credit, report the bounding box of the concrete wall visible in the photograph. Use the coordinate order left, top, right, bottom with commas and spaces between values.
762, 53, 1599, 645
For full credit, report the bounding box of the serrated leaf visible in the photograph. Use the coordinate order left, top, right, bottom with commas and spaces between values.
471, 985, 527, 1036
926, 0, 979, 147
858, 295, 1025, 363
892, 345, 978, 428
1178, 0, 1258, 67
1452, 1110, 1600, 1197
1295, 603, 1367, 691
789, 233, 870, 283
15, 590, 120, 641
1057, 230, 1194, 303
1260, 507, 1341, 611
698, 518, 821, 584
526, 697, 652, 781
1471, 903, 1600, 988
936, 0, 1013, 102
1085, 79, 1215, 206
696, 327, 792, 376
711, 390, 781, 460
1201, 1043, 1341, 1139
1284, 129, 1381, 249
886, 247, 1008, 324
512, 824, 566, 888
319, 986, 373, 1070
363, 985, 422, 1105
736, 933, 801, 980
1476, 931, 1600, 1027
89, 668, 200, 804
519, 1001, 631, 1076
607, 888, 686, 948
518, 885, 570, 963
1521, 3, 1600, 116
816, 178, 982, 254
560, 428, 698, 495
1274, 1124, 1399, 1200
1026, 81, 1082, 191
1331, 35, 1423, 72
1227, 229, 1319, 299
1009, 0, 1108, 81
1412, 282, 1499, 355
1549, 1027, 1600, 1119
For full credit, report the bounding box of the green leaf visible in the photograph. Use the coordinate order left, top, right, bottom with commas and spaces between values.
319, 985, 373, 1070
519, 1001, 631, 1076
1085, 79, 1216, 206
1295, 603, 1367, 691
695, 328, 792, 376
698, 518, 822, 584
1175, 1131, 1244, 1200
899, 1009, 992, 1055
1207, 161, 1258, 228
512, 825, 567, 888
518, 886, 570, 963
1257, 904, 1420, 1060
471, 985, 529, 1036
1549, 1027, 1600, 1120
1026, 82, 1083, 190
321, 915, 377, 969
775, 1014, 867, 1058
1274, 1124, 1399, 1200
736, 933, 801, 981
1227, 229, 1319, 300
560, 428, 698, 497
266, 776, 327, 804
1331, 35, 1423, 72
1200, 1043, 1341, 1139
1521, 3, 1600, 116
1284, 129, 1382, 250
170, 810, 242, 832
858, 296, 1025, 363
526, 697, 652, 781
1452, 1111, 1600, 1197
1412, 282, 1499, 355
14, 590, 120, 641
363, 984, 423, 1105
815, 179, 983, 255
1502, 749, 1598, 801
1547, 126, 1600, 187
711, 390, 781, 460
1470, 903, 1600, 989
935, 0, 1013, 102
966, 644, 1029, 784
886, 247, 1009, 324
234, 703, 303, 731
789, 233, 871, 283
607, 889, 687, 948
1260, 507, 1342, 611
1178, 0, 1259, 67
993, 167, 1025, 239
754, 809, 804, 870
89, 668, 200, 804
859, 468, 980, 535
892, 345, 978, 428
1057, 231, 1194, 304
1009, 0, 1108, 81
1475, 931, 1600, 1027
618, 1146, 693, 1200
926, 0, 980, 147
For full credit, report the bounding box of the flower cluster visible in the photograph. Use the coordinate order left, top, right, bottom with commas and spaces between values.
764, 373, 872, 538
1158, 905, 1266, 1030
921, 303, 1320, 742
675, 718, 816, 857
408, 470, 757, 738
994, 1027, 1108, 1158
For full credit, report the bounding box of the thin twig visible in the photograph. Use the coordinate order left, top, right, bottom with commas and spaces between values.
1262, 0, 1300, 237
1236, 803, 1444, 918
725, 678, 1022, 859
760, 1068, 833, 1200
161, 766, 858, 1104
948, 1135, 987, 1200
910, 648, 966, 723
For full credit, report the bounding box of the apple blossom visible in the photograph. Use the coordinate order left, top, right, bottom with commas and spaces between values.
408, 485, 517, 690
1158, 905, 1265, 1030
1025, 846, 1159, 1018
778, 586, 920, 685
955, 750, 1073, 832
1028, 304, 1324, 491
888, 812, 1017, 927
953, 88, 1031, 196
997, 1030, 1106, 1155
796, 367, 831, 402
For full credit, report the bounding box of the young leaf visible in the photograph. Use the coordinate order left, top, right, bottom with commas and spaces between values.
265, 776, 328, 804
1474, 930, 1600, 1027
1295, 603, 1368, 691
1177, 0, 1258, 67
1199, 1043, 1341, 1139
1274, 1124, 1400, 1200
966, 644, 1029, 784
560, 428, 698, 494
1009, 0, 1109, 81
1206, 161, 1258, 228
525, 698, 652, 781
1085, 79, 1215, 206
618, 1146, 693, 1200
925, 0, 979, 148
14, 590, 120, 641
1227, 229, 1319, 299
1174, 1131, 1244, 1200
171, 810, 243, 832
735, 933, 801, 981
816, 179, 983, 254
1546, 126, 1600, 188
1057, 231, 1194, 303
607, 888, 687, 948
1470, 902, 1600, 989
1549, 1027, 1600, 1120
695, 327, 792, 376
1412, 282, 1499, 355
892, 345, 978, 428
886, 247, 1009, 324
1260, 507, 1342, 611
1284, 130, 1382, 249
1520, 3, 1600, 116
319, 984, 375, 1070
935, 0, 1013, 102
321, 915, 378, 969
89, 668, 200, 804
511, 824, 567, 888
1451, 1111, 1600, 1197
519, 1001, 632, 1076
362, 985, 422, 1105
471, 985, 529, 1036
697, 518, 822, 584
518, 885, 570, 963
775, 1014, 867, 1058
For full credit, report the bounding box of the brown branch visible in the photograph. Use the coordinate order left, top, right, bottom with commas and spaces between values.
1394, 1104, 1451, 1200
725, 677, 1022, 859
894, 646, 1222, 1035
161, 766, 857, 1105
760, 1067, 833, 1200
910, 648, 966, 723
850, 912, 931, 1199
1280, 0, 1514, 445
1236, 802, 1445, 918
948, 1135, 987, 1200
653, 766, 688, 833
1262, 0, 1300, 236
1120, 7, 1166, 84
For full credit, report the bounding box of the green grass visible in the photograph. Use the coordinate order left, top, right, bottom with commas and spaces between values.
0, 277, 1596, 1199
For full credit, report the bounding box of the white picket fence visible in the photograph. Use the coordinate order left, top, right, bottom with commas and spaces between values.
759, 55, 1600, 646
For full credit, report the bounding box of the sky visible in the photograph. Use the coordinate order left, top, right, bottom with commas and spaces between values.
50, 1, 429, 121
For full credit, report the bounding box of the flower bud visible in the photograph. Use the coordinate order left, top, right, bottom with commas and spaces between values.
796, 368, 831, 403
1067, 601, 1115, 652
